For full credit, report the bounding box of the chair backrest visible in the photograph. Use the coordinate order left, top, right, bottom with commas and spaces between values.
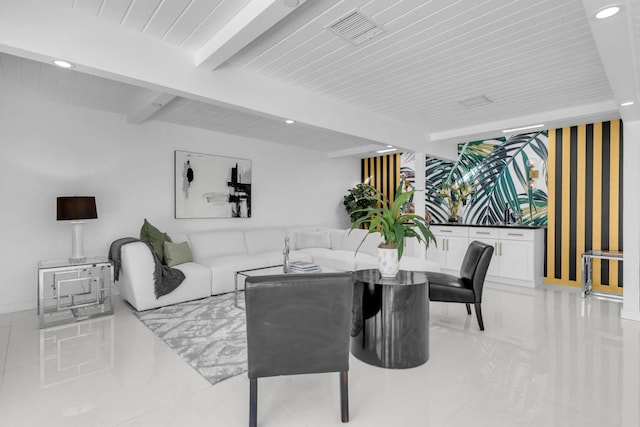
459, 240, 494, 302
245, 272, 354, 380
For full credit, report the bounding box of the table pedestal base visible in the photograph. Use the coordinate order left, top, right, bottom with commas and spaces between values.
351, 270, 429, 369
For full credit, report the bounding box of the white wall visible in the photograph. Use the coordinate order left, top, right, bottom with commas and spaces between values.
0, 92, 360, 313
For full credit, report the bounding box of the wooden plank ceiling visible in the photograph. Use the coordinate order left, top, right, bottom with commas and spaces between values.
0, 0, 636, 155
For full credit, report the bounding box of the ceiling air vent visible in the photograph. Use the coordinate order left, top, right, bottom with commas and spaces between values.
459, 95, 493, 107
328, 10, 385, 46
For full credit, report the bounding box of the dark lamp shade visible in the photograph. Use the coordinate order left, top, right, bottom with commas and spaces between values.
57, 196, 98, 221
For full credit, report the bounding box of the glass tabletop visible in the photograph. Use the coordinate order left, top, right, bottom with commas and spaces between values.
236, 265, 287, 277
236, 264, 342, 277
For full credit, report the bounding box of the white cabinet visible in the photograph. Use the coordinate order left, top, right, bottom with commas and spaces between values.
427, 226, 470, 273
429, 225, 544, 288
497, 229, 535, 283
468, 228, 500, 277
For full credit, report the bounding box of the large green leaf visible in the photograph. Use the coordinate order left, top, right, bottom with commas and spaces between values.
464, 131, 548, 225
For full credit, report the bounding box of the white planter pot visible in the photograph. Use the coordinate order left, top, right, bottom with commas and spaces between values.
378, 247, 400, 277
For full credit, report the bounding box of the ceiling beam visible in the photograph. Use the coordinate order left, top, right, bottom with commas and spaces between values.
328, 144, 390, 159
196, 0, 306, 70
0, 0, 428, 154
127, 92, 176, 124
431, 100, 619, 145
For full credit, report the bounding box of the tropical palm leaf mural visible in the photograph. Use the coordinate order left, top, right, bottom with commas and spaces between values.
425, 131, 548, 225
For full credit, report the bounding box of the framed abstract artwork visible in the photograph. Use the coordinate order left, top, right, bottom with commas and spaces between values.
174, 150, 252, 219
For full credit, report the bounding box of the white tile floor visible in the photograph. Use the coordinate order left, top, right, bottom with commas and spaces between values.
0, 282, 637, 427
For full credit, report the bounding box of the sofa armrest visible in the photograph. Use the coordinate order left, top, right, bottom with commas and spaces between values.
118, 241, 156, 311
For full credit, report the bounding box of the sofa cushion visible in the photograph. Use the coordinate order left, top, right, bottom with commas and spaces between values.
139, 219, 172, 263
354, 253, 378, 270
340, 229, 381, 256
188, 230, 247, 260
244, 228, 286, 255
299, 248, 357, 271
285, 227, 317, 250
164, 241, 194, 267
199, 255, 269, 295
167, 232, 190, 245
255, 250, 313, 265
119, 242, 210, 311
328, 229, 347, 249
296, 230, 331, 249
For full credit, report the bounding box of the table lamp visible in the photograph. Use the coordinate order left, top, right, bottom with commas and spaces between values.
57, 196, 98, 261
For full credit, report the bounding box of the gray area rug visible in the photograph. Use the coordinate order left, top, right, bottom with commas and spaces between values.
135, 292, 247, 385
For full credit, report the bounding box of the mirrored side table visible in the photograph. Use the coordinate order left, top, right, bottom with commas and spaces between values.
38, 257, 114, 328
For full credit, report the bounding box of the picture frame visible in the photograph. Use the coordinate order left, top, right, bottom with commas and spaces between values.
174, 150, 252, 219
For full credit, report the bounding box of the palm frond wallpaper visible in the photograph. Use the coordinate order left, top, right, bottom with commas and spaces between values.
425, 131, 549, 225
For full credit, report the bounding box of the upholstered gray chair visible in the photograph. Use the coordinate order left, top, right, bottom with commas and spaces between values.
426, 241, 494, 330
244, 272, 354, 427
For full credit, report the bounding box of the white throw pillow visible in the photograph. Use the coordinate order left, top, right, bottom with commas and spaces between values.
296, 231, 331, 249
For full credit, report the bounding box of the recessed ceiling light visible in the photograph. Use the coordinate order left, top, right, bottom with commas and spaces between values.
52, 59, 74, 68
595, 6, 621, 19
285, 119, 295, 124
621, 101, 635, 106
502, 124, 545, 133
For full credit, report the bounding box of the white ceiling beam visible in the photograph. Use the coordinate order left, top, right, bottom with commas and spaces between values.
0, 0, 428, 153
328, 144, 390, 159
581, 0, 640, 122
196, 0, 306, 70
126, 92, 176, 124
431, 100, 619, 145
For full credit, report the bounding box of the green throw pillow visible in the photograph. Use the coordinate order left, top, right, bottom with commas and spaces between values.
140, 218, 172, 263
164, 241, 193, 267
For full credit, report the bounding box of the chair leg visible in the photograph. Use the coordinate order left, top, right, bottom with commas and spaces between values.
340, 371, 349, 423
474, 303, 485, 331
249, 378, 258, 427
465, 303, 471, 315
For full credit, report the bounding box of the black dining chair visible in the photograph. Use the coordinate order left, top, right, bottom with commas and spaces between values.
244, 272, 354, 427
426, 240, 494, 331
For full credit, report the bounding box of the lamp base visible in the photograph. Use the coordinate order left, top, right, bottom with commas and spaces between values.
70, 222, 85, 260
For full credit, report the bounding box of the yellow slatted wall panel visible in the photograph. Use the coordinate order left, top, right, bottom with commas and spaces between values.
544, 120, 623, 293
362, 154, 401, 203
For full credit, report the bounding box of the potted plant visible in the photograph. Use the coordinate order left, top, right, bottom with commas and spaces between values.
437, 181, 473, 222
350, 181, 436, 277
343, 182, 378, 224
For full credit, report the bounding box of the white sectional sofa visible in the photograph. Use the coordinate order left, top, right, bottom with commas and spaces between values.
117, 227, 440, 311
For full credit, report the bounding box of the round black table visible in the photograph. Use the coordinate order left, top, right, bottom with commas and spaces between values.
351, 269, 429, 369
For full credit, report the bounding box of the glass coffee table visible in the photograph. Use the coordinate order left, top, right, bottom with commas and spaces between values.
234, 264, 339, 309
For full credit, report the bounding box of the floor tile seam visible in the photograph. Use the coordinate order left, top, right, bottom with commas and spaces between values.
0, 324, 11, 375
0, 324, 13, 404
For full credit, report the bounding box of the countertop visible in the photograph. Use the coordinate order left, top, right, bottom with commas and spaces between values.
430, 223, 545, 230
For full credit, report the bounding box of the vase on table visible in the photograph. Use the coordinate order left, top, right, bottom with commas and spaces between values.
378, 247, 400, 277
448, 202, 460, 222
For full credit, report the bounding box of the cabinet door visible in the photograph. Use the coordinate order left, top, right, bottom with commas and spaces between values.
469, 228, 500, 277
498, 239, 532, 281
445, 236, 469, 272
